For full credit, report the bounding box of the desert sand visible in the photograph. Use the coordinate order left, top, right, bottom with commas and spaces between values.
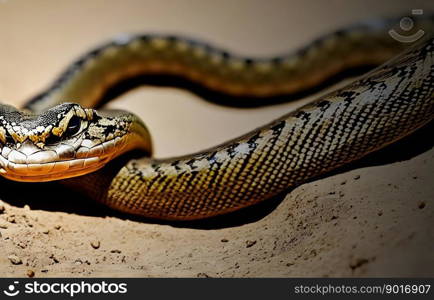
0, 0, 433, 277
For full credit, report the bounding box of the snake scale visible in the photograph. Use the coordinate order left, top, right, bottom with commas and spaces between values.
0, 16, 433, 220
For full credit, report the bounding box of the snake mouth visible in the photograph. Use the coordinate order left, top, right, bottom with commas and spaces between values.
0, 155, 112, 182
0, 136, 129, 182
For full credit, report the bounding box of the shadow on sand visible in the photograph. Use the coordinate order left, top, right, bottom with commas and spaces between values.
1, 120, 432, 229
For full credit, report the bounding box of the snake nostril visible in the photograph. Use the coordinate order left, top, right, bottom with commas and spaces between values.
5, 132, 15, 145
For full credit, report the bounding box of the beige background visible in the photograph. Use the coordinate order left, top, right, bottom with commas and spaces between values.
1, 0, 433, 157
0, 0, 433, 277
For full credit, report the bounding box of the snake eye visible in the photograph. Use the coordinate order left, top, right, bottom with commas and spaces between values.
45, 116, 83, 145
65, 116, 82, 136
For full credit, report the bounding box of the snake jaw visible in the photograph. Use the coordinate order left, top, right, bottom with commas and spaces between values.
0, 134, 131, 182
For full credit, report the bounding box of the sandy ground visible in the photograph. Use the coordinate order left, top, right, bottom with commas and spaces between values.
0, 0, 433, 277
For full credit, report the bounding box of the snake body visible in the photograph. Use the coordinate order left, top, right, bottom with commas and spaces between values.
1, 16, 433, 220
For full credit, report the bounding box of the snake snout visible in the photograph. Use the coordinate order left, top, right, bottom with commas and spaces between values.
0, 134, 133, 182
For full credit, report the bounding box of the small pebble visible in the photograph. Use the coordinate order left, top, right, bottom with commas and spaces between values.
90, 240, 100, 249
354, 175, 360, 180
350, 257, 369, 270
26, 270, 35, 278
23, 205, 30, 210
42, 229, 50, 234
111, 249, 121, 254
54, 225, 61, 230
377, 210, 383, 216
0, 204, 5, 213
246, 240, 257, 248
50, 254, 59, 263
197, 272, 210, 278
7, 215, 15, 223
221, 238, 229, 243
8, 254, 22, 265
418, 202, 426, 209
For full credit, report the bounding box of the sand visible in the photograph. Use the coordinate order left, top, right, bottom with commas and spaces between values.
0, 0, 433, 277
0, 138, 433, 277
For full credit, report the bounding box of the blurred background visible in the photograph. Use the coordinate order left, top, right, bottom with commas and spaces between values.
0, 0, 433, 278
0, 0, 432, 158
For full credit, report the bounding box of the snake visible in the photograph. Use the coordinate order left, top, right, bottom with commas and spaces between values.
0, 15, 433, 220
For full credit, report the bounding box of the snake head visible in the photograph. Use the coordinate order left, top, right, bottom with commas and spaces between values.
0, 103, 151, 182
